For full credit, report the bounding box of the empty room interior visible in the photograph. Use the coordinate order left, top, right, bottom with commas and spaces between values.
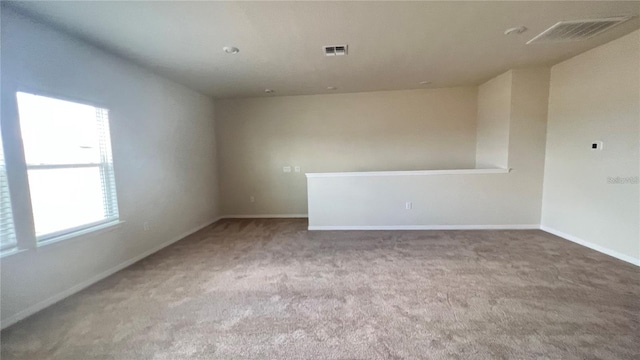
1, 1, 639, 359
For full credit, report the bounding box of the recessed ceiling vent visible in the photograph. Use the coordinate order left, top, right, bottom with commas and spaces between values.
526, 16, 632, 44
324, 45, 348, 56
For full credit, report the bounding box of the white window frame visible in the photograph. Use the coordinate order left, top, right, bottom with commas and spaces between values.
0, 125, 18, 253
0, 87, 122, 255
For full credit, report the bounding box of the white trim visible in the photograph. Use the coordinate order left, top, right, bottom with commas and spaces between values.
308, 224, 539, 230
27, 163, 101, 170
221, 214, 308, 219
541, 225, 640, 266
305, 168, 509, 178
0, 217, 220, 330
37, 220, 124, 248
0, 248, 28, 259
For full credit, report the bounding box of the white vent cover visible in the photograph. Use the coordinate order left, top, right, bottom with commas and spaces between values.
527, 16, 632, 44
324, 45, 348, 56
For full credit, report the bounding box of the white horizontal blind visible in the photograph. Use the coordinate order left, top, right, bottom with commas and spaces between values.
16, 92, 119, 241
0, 127, 17, 251
96, 108, 119, 220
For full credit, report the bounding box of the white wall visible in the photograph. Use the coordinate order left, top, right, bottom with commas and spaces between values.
307, 69, 550, 228
0, 9, 220, 326
215, 87, 478, 215
541, 30, 640, 264
508, 68, 551, 219
476, 71, 511, 168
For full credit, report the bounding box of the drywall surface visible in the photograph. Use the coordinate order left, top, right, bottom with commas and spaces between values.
1, 9, 219, 325
541, 30, 640, 263
476, 71, 511, 168
306, 171, 539, 228
215, 88, 478, 215
508, 68, 551, 223
307, 69, 550, 228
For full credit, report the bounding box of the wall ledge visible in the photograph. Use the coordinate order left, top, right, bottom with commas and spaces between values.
305, 168, 509, 178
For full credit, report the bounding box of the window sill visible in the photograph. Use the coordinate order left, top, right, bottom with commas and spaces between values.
37, 220, 125, 249
0, 248, 29, 259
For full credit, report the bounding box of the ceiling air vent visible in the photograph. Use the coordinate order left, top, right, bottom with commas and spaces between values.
526, 16, 632, 44
324, 45, 348, 56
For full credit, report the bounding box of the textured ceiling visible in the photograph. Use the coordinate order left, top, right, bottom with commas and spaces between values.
6, 1, 640, 99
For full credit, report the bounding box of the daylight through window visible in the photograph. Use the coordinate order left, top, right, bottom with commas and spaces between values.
16, 92, 119, 241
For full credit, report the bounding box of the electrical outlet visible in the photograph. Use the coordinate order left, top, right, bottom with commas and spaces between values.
405, 202, 412, 210
294, 166, 301, 173
250, 196, 255, 203
143, 221, 150, 231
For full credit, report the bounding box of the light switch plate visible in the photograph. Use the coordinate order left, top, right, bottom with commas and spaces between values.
283, 166, 292, 173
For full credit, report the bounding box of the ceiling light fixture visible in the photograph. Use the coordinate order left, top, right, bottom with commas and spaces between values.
264, 89, 275, 94
223, 46, 240, 54
419, 81, 431, 85
327, 86, 337, 90
504, 26, 527, 35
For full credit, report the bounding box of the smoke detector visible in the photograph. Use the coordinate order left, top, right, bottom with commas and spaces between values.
504, 26, 527, 35
223, 46, 239, 54
323, 45, 348, 56
527, 16, 632, 44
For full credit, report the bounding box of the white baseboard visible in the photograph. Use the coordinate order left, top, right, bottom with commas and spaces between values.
1, 218, 220, 330
221, 214, 308, 219
541, 225, 639, 266
308, 224, 540, 230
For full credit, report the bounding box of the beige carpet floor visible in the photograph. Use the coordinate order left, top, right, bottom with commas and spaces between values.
1, 218, 639, 359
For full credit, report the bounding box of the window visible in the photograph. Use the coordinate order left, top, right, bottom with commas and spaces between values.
16, 92, 119, 242
0, 126, 17, 252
